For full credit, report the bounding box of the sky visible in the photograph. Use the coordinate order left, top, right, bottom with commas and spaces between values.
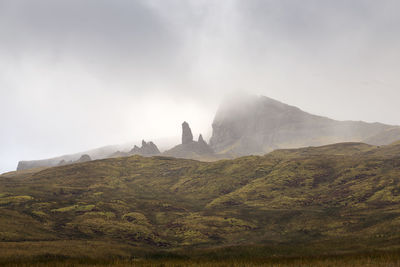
1, 0, 400, 173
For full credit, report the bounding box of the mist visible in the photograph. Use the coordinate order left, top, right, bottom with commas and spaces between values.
1, 0, 400, 173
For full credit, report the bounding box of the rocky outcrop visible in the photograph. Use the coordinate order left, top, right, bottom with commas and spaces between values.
77, 154, 92, 163
131, 145, 141, 154
17, 159, 57, 171
130, 140, 160, 156
182, 121, 193, 144
209, 95, 400, 156
163, 122, 215, 160
198, 134, 206, 145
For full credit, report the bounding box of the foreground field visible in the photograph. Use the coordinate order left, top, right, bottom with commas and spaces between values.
2, 250, 400, 267
1, 142, 400, 263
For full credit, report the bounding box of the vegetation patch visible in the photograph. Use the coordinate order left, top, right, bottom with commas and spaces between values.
51, 204, 95, 213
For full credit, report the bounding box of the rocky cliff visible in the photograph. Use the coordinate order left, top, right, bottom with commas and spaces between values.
209, 95, 400, 156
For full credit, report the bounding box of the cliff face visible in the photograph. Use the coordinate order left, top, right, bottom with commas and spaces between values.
209, 95, 400, 156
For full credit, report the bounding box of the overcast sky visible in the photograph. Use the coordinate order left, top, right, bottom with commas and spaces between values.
1, 0, 400, 173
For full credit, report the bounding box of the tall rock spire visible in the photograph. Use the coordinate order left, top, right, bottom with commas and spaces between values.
182, 121, 193, 144
198, 134, 206, 145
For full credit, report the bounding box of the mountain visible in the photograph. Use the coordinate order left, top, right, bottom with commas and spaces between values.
363, 127, 400, 145
1, 141, 400, 259
209, 95, 400, 156
15, 94, 400, 171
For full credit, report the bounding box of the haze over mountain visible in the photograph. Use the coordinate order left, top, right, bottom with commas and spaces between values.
15, 95, 400, 171
1, 0, 400, 174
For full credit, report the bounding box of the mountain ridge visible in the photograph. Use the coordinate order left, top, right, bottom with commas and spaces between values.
15, 94, 400, 171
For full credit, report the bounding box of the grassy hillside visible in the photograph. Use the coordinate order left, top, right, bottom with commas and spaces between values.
1, 142, 400, 263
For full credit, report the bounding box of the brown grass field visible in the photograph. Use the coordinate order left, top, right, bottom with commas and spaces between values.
2, 142, 400, 266
2, 251, 400, 267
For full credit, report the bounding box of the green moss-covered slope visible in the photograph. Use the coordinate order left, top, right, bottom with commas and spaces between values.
1, 141, 400, 258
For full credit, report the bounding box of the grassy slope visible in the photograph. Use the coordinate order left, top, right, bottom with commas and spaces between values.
1, 142, 400, 261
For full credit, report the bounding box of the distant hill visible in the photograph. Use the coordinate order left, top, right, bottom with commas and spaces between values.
2, 141, 400, 258
15, 137, 175, 171
16, 144, 124, 171
363, 127, 400, 145
209, 95, 400, 156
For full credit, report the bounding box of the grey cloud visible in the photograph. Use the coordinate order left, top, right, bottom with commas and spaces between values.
0, 0, 181, 86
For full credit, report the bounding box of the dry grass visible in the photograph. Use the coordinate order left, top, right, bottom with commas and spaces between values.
1, 143, 400, 265
2, 251, 400, 267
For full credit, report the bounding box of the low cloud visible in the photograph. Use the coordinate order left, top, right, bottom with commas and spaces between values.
0, 0, 399, 172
